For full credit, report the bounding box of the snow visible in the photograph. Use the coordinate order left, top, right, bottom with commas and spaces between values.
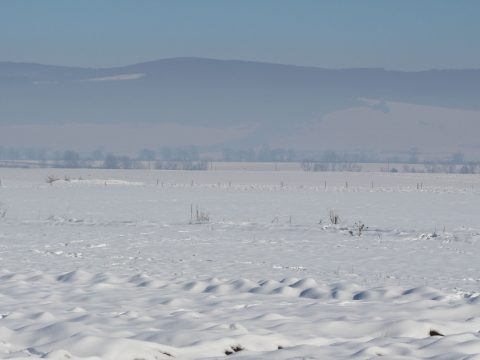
0, 169, 479, 359
270, 99, 480, 158
83, 73, 145, 82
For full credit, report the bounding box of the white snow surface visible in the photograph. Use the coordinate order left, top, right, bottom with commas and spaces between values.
83, 73, 146, 82
0, 169, 480, 359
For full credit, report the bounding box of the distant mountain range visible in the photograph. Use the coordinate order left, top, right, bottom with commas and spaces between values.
1, 58, 480, 159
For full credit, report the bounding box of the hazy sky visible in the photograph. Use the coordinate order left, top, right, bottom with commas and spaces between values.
1, 0, 479, 70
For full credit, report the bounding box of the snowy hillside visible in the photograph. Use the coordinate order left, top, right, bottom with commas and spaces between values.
1, 59, 480, 156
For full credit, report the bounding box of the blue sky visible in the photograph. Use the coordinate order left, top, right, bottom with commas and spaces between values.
1, 0, 479, 70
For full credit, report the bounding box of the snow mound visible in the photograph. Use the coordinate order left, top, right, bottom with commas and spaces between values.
0, 270, 479, 359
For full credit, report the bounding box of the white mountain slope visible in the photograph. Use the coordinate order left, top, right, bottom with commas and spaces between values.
1, 58, 480, 156
271, 99, 480, 158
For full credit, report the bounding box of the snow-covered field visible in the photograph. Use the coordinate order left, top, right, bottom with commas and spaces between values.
0, 169, 479, 359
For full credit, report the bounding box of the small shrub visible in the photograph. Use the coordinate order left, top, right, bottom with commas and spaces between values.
329, 209, 340, 225
354, 221, 367, 236
190, 204, 210, 224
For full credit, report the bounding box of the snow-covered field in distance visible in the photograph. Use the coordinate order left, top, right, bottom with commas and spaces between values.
0, 169, 479, 359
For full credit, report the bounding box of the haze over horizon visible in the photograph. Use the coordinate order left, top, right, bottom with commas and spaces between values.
4, 56, 480, 72
1, 0, 480, 162
2, 0, 480, 71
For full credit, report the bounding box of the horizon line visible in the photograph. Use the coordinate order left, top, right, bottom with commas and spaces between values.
1, 57, 479, 73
